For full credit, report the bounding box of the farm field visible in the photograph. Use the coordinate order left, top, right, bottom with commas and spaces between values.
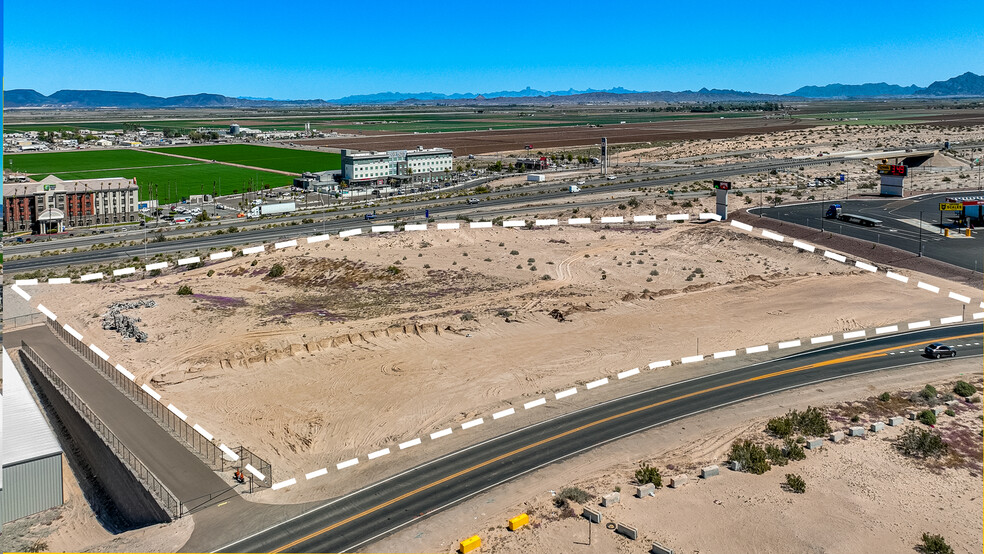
31, 164, 292, 204
148, 144, 340, 173
4, 149, 200, 174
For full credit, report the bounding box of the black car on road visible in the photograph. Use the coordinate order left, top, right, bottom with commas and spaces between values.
924, 343, 956, 359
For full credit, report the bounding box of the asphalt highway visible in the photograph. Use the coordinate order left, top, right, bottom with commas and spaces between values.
751, 192, 984, 272
6, 156, 840, 274
211, 323, 982, 553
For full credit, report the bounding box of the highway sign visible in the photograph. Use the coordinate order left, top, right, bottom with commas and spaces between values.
713, 180, 732, 190
877, 164, 907, 176
939, 203, 963, 211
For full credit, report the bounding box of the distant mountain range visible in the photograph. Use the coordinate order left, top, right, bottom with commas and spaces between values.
4, 72, 982, 109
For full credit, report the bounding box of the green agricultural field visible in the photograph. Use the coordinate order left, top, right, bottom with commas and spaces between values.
4, 149, 200, 174
31, 164, 293, 204
148, 144, 340, 173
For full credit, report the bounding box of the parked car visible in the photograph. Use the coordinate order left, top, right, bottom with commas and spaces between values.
924, 343, 956, 359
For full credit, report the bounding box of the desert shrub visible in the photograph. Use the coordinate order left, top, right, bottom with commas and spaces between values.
497, 309, 512, 318
793, 406, 832, 436
953, 381, 976, 398
765, 444, 788, 466
385, 265, 401, 276
422, 264, 430, 269
766, 416, 794, 438
177, 285, 193, 295
150, 269, 162, 277
207, 269, 215, 277
541, 274, 552, 280
920, 533, 954, 554
785, 438, 806, 461
944, 408, 955, 417
558, 487, 591, 504
919, 384, 938, 401
635, 462, 663, 488
250, 260, 258, 266
896, 427, 948, 458
878, 392, 891, 402
527, 258, 535, 264
460, 312, 475, 321
917, 409, 937, 426
268, 263, 285, 278
510, 250, 519, 255
784, 473, 806, 493
729, 439, 771, 475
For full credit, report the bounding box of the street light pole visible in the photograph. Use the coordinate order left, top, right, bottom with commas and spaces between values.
918, 210, 923, 257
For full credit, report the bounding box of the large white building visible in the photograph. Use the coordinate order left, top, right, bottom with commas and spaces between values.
341, 147, 453, 185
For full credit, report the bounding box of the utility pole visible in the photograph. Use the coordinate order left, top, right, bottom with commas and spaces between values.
820, 192, 825, 232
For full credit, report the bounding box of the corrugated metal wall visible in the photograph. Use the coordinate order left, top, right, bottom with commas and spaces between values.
1, 454, 64, 524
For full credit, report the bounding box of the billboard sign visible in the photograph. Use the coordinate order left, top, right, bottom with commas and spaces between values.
877, 164, 907, 176
713, 180, 732, 190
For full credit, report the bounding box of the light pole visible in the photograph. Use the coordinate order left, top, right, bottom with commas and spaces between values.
820, 192, 825, 232
918, 210, 923, 257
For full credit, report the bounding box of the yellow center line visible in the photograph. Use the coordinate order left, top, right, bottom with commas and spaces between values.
271, 331, 981, 553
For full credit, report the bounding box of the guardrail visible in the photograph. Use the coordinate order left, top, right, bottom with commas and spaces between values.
20, 341, 183, 519
44, 319, 273, 486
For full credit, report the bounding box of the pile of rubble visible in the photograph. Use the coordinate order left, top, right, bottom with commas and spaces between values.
102, 300, 156, 342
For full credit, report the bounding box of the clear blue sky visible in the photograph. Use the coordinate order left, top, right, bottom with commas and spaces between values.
4, 0, 983, 99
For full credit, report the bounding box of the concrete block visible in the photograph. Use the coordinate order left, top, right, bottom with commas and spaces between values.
806, 438, 823, 450
582, 507, 601, 523
507, 513, 529, 531
459, 535, 481, 553
888, 416, 904, 427
870, 422, 885, 432
636, 483, 656, 497
907, 411, 918, 420
728, 460, 742, 471
651, 542, 675, 554
945, 399, 960, 407
830, 431, 845, 443
848, 426, 866, 437
669, 474, 688, 488
700, 465, 720, 479
616, 522, 638, 540
931, 406, 946, 416
601, 492, 620, 507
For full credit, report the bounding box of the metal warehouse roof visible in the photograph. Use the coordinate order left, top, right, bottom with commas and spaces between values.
2, 347, 63, 479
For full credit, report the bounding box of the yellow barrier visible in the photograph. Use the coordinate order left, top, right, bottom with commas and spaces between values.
967, 228, 972, 237
460, 535, 481, 553
944, 228, 950, 237
508, 513, 530, 531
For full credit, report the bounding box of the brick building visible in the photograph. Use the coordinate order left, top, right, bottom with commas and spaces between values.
3, 175, 139, 234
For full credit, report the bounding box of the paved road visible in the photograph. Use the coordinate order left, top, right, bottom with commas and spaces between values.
6, 157, 840, 273
207, 323, 982, 553
751, 192, 984, 272
9, 325, 238, 512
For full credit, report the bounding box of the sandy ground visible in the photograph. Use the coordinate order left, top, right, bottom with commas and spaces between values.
30, 213, 981, 496
369, 361, 984, 554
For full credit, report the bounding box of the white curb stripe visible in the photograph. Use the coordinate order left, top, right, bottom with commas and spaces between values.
600, 216, 623, 223
430, 428, 453, 440
193, 424, 213, 441
948, 292, 971, 303
973, 312, 984, 320
843, 330, 866, 339
307, 233, 332, 243
535, 219, 558, 226
14, 278, 39, 286
243, 246, 266, 254
493, 408, 516, 419
11, 285, 31, 301
778, 340, 801, 349
648, 360, 672, 369
219, 444, 240, 461
762, 230, 784, 241
272, 478, 296, 490
80, 272, 104, 282
89, 344, 109, 360
811, 335, 834, 344
617, 368, 640, 379
399, 438, 422, 450
524, 398, 547, 409
437, 222, 460, 230
141, 384, 162, 401
461, 418, 484, 430
167, 404, 188, 421
666, 214, 689, 221
113, 267, 136, 276
875, 325, 898, 334
405, 224, 428, 231
731, 220, 753, 231
681, 354, 704, 364
210, 251, 234, 260
370, 226, 394, 234
586, 378, 609, 389
115, 364, 135, 381
336, 458, 359, 470
908, 320, 931, 330
470, 221, 493, 229
823, 251, 847, 263
792, 240, 815, 252
699, 213, 722, 221
64, 324, 83, 340
886, 271, 908, 283
713, 350, 736, 359
568, 218, 591, 225
634, 215, 658, 222
855, 261, 877, 272
917, 282, 940, 293
746, 345, 769, 354
49, 278, 72, 284
145, 262, 168, 271
245, 464, 265, 480
339, 229, 362, 237
275, 239, 299, 248
503, 220, 525, 227
178, 256, 201, 266
940, 316, 963, 324
555, 388, 577, 399
368, 448, 391, 460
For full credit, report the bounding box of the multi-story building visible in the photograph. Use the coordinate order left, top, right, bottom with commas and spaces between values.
3, 175, 140, 234
341, 147, 453, 185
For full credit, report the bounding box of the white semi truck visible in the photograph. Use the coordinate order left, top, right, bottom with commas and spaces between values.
246, 201, 296, 219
